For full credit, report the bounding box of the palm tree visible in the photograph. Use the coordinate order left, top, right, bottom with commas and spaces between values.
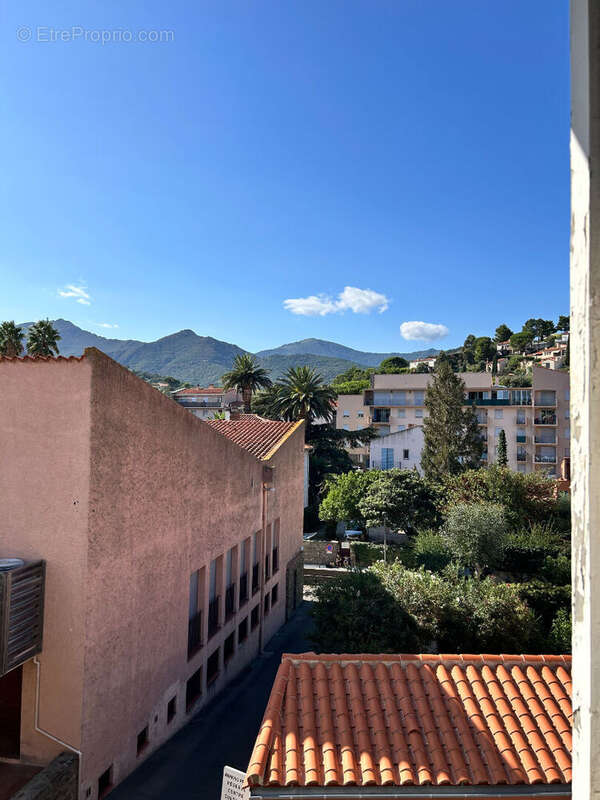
221, 354, 272, 413
273, 366, 336, 425
0, 321, 25, 357
26, 319, 61, 357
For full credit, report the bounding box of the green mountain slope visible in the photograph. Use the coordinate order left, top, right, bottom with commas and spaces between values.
256, 337, 438, 365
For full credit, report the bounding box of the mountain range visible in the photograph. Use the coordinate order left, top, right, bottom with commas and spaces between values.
17, 320, 438, 384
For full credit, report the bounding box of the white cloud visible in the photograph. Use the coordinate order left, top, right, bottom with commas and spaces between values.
58, 284, 91, 305
283, 286, 390, 316
336, 286, 389, 314
283, 295, 339, 316
95, 322, 119, 329
400, 321, 449, 341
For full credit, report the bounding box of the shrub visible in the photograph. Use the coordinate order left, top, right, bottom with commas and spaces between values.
443, 502, 508, 576
548, 608, 572, 654
351, 542, 414, 569
539, 554, 571, 585
518, 581, 571, 631
501, 524, 564, 575
370, 561, 539, 653
413, 530, 451, 572
319, 470, 380, 531
309, 571, 420, 653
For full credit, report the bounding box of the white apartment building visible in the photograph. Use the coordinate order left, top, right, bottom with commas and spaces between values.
171, 385, 242, 420
336, 366, 570, 476
369, 426, 424, 472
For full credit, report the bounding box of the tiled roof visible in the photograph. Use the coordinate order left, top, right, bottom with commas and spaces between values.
207, 414, 303, 460
247, 653, 572, 789
0, 354, 84, 362
173, 385, 224, 395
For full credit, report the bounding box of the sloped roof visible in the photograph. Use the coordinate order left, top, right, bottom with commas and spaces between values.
207, 414, 303, 460
247, 653, 572, 790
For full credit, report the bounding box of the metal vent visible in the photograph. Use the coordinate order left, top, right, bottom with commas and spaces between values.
0, 560, 45, 676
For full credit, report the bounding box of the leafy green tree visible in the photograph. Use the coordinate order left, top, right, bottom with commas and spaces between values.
443, 465, 560, 530
443, 502, 508, 577
421, 361, 483, 481
509, 329, 534, 351
331, 379, 371, 394
495, 324, 513, 342
523, 318, 556, 340
222, 354, 272, 413
310, 571, 420, 653
26, 319, 61, 357
332, 365, 372, 385
413, 362, 431, 373
358, 469, 441, 535
379, 356, 409, 372
272, 366, 337, 425
319, 470, 380, 530
0, 321, 25, 357
474, 336, 495, 363
556, 315, 570, 332
462, 334, 476, 365
496, 429, 508, 466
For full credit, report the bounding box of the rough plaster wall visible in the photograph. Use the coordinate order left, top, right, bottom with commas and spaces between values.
571, 0, 600, 796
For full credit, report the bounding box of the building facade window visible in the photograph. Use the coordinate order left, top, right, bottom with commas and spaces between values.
251, 604, 259, 630
415, 409, 424, 418
403, 449, 409, 460
381, 448, 394, 470
167, 696, 176, 724
240, 538, 250, 606
208, 558, 220, 639
272, 521, 279, 573
207, 648, 220, 684
188, 569, 203, 659
272, 584, 279, 605
137, 726, 149, 756
238, 617, 248, 643
224, 632, 235, 663
397, 409, 406, 418
494, 409, 504, 419
186, 667, 202, 711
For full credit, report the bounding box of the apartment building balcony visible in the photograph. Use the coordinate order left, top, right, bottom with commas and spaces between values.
176, 400, 223, 409
535, 454, 557, 464
372, 409, 391, 424
534, 391, 557, 407
0, 559, 45, 676
534, 414, 557, 425
464, 398, 510, 406
517, 452, 529, 462
535, 433, 557, 445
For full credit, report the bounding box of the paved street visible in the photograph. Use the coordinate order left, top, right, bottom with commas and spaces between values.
109, 602, 314, 800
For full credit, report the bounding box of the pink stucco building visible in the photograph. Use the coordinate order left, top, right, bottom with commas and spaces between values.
0, 348, 305, 799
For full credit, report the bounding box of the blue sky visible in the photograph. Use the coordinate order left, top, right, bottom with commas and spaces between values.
1, 1, 569, 353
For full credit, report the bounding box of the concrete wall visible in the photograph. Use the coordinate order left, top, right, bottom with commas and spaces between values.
570, 1, 600, 796
0, 350, 305, 800
369, 427, 424, 472
0, 357, 90, 763
10, 753, 78, 800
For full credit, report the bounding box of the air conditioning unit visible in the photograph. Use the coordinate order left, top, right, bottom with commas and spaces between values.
0, 559, 45, 676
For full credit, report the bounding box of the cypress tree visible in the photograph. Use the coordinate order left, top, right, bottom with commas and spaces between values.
421, 361, 484, 481
497, 429, 508, 466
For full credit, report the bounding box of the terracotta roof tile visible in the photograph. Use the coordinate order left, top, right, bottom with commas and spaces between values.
0, 354, 84, 362
207, 414, 302, 460
173, 385, 225, 395
247, 653, 572, 790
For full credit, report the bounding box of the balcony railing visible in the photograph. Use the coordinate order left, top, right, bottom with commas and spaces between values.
372, 411, 391, 423
208, 597, 219, 639
239, 572, 248, 606
176, 400, 222, 409
252, 563, 260, 595
225, 584, 236, 621
535, 435, 557, 445
535, 454, 557, 463
187, 611, 203, 658
534, 415, 557, 425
